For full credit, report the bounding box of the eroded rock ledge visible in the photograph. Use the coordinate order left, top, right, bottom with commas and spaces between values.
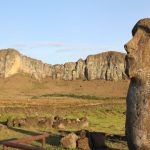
0, 49, 127, 80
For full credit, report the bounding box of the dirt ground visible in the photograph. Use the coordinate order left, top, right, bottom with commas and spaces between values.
0, 74, 129, 114
0, 74, 129, 99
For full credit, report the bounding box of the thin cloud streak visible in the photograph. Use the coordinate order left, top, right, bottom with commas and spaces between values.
12, 41, 65, 49
56, 47, 78, 53
31, 41, 64, 47
55, 45, 121, 53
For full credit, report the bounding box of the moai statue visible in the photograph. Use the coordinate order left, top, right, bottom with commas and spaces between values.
124, 18, 150, 150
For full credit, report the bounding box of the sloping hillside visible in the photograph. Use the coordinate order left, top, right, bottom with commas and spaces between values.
0, 74, 129, 100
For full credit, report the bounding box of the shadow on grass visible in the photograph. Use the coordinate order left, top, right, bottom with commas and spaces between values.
106, 134, 126, 142
0, 124, 126, 150
0, 126, 45, 148
0, 125, 62, 148
32, 93, 125, 101
92, 148, 120, 150
7, 126, 40, 136
7, 126, 62, 146
46, 134, 62, 146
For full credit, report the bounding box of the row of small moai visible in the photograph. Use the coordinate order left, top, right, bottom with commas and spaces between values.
6, 115, 89, 129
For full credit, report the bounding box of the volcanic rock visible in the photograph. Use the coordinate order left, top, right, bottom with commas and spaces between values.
0, 49, 126, 81
60, 133, 78, 149
77, 137, 90, 150
125, 18, 150, 149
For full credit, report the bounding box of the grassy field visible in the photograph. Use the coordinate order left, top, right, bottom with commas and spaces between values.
0, 99, 127, 150
0, 75, 129, 149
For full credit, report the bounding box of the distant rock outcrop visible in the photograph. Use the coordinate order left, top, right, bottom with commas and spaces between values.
85, 52, 126, 80
0, 49, 127, 81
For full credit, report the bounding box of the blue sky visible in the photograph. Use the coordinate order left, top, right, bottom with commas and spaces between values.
0, 0, 149, 64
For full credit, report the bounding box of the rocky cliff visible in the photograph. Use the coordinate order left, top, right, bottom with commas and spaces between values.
0, 49, 127, 81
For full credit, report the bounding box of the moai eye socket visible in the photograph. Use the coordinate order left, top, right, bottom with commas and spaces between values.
139, 38, 145, 45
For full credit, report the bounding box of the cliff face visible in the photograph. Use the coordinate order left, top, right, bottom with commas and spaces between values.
0, 49, 127, 81
85, 52, 126, 80
0, 49, 21, 78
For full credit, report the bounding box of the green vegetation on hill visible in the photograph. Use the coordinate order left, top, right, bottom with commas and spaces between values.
32, 93, 126, 100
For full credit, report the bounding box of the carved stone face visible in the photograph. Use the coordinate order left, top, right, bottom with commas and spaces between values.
124, 19, 150, 78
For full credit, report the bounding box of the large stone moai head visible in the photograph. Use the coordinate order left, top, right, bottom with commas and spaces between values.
125, 18, 150, 79
124, 18, 150, 150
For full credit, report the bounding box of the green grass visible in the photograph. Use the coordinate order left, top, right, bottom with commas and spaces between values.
64, 106, 126, 134
0, 100, 127, 150
32, 93, 125, 100
0, 112, 26, 122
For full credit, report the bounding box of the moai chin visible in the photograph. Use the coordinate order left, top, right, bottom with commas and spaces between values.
124, 18, 150, 150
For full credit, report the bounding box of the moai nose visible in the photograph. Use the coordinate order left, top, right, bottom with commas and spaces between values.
124, 44, 130, 54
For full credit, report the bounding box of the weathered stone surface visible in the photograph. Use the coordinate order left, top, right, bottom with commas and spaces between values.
7, 116, 88, 129
75, 59, 86, 80
77, 129, 88, 139
85, 51, 126, 80
77, 130, 91, 150
77, 137, 90, 150
60, 130, 106, 149
20, 55, 53, 79
0, 48, 126, 81
63, 62, 76, 80
125, 18, 150, 150
7, 117, 53, 128
0, 49, 21, 78
52, 116, 89, 129
60, 133, 78, 149
52, 64, 64, 80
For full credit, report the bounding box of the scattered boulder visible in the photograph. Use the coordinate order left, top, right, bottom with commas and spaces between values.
60, 133, 78, 149
77, 129, 88, 138
77, 137, 90, 150
60, 130, 106, 149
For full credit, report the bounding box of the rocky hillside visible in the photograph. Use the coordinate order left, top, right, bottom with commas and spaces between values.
0, 49, 127, 81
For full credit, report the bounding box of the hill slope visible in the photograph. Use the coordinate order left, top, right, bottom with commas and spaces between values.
0, 74, 129, 100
